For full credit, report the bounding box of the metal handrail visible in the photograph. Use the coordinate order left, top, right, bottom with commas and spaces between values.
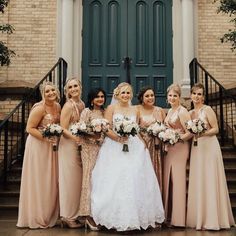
189, 58, 235, 146
0, 58, 67, 185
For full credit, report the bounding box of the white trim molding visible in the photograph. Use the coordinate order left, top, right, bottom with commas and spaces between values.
173, 0, 195, 97
57, 0, 82, 79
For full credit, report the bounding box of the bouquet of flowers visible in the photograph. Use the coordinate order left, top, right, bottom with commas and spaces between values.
90, 118, 109, 133
70, 121, 90, 136
158, 128, 181, 145
70, 121, 90, 152
42, 123, 63, 151
113, 117, 139, 152
146, 121, 166, 137
185, 119, 207, 146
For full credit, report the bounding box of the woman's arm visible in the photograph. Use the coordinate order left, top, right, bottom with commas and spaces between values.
201, 106, 219, 136
26, 105, 45, 140
178, 108, 192, 141
60, 102, 80, 142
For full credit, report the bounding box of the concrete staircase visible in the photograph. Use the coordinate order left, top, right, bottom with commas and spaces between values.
0, 146, 236, 221
0, 161, 21, 220
222, 146, 236, 219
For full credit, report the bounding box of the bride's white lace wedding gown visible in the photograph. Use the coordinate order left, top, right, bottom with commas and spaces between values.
91, 113, 165, 231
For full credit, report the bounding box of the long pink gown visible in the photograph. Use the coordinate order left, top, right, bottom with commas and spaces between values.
17, 102, 60, 228
58, 99, 84, 221
139, 106, 165, 193
163, 105, 190, 227
78, 108, 105, 216
186, 105, 235, 230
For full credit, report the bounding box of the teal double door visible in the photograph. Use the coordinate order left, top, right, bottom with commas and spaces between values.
82, 0, 172, 106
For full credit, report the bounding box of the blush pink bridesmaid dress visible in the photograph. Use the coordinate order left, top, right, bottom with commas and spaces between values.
58, 99, 84, 223
186, 105, 235, 230
163, 105, 190, 227
17, 102, 60, 228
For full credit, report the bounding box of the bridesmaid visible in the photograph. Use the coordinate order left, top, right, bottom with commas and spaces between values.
186, 83, 235, 230
58, 77, 85, 228
17, 82, 60, 228
137, 87, 166, 192
78, 88, 107, 230
163, 84, 191, 227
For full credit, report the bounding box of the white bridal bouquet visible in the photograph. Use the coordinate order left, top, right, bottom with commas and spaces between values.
146, 121, 166, 137
42, 123, 63, 151
113, 117, 139, 152
185, 119, 207, 146
158, 128, 181, 145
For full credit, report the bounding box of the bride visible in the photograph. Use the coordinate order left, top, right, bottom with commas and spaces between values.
91, 82, 165, 231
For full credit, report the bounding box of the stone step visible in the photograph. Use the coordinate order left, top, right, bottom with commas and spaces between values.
7, 167, 22, 177
1, 179, 21, 192
0, 204, 18, 220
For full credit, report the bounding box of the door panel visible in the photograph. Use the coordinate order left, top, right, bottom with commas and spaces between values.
82, 0, 172, 106
82, 0, 127, 102
128, 0, 172, 105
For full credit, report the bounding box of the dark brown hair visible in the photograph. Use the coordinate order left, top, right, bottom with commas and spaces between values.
137, 87, 154, 104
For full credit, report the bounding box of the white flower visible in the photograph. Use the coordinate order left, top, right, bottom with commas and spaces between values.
158, 128, 180, 145
185, 119, 206, 135
79, 122, 87, 131
114, 117, 139, 137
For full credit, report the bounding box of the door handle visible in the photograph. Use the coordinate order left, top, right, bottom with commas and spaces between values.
122, 56, 132, 68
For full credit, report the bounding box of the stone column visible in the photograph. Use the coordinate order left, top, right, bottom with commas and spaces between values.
61, 0, 74, 77
181, 0, 194, 97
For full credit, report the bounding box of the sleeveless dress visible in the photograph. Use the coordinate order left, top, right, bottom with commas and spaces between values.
58, 99, 84, 221
186, 105, 235, 230
17, 102, 60, 228
139, 106, 165, 193
163, 106, 190, 226
78, 108, 105, 216
91, 113, 165, 231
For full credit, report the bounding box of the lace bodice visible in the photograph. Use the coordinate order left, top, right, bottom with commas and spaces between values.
113, 113, 136, 124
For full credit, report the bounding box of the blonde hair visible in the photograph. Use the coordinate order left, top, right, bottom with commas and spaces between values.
40, 81, 60, 102
64, 77, 82, 100
113, 82, 133, 100
167, 84, 181, 97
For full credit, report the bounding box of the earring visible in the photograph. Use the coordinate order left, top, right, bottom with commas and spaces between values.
91, 103, 94, 108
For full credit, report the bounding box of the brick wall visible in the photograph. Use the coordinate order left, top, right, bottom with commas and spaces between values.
0, 99, 20, 118
0, 0, 57, 84
198, 0, 236, 88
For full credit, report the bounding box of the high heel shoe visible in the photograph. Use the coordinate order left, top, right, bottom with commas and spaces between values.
60, 217, 84, 228
85, 218, 99, 231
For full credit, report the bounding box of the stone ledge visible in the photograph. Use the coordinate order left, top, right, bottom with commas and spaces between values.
0, 80, 35, 100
